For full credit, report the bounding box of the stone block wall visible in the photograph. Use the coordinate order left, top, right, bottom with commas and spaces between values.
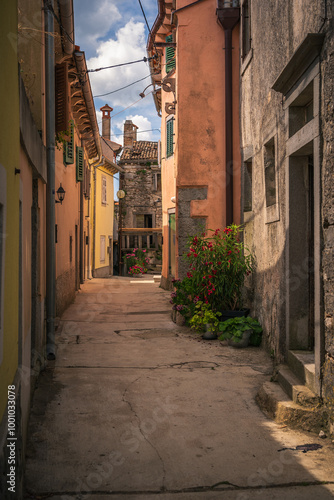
321, 4, 334, 430
120, 165, 162, 230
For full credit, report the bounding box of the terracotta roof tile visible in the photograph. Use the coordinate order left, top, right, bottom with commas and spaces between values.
120, 141, 158, 162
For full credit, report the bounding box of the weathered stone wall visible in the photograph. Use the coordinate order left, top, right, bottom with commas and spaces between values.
120, 165, 162, 230
240, 0, 326, 360
241, 0, 333, 428
177, 187, 207, 279
55, 267, 76, 318
320, 3, 334, 431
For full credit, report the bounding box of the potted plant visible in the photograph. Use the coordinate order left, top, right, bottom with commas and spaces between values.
189, 301, 221, 340
218, 316, 263, 348
125, 248, 150, 276
182, 224, 254, 316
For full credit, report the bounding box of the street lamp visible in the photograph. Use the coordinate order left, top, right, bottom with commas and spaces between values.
55, 183, 66, 204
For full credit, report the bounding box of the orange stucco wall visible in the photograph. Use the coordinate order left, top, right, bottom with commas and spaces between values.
176, 1, 241, 232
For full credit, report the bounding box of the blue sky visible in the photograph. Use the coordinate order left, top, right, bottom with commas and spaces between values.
73, 0, 161, 147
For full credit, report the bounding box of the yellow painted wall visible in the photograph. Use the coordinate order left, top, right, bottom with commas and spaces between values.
95, 166, 114, 274
0, 2, 20, 419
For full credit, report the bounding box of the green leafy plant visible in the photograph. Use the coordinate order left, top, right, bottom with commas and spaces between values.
173, 224, 254, 312
125, 248, 150, 275
218, 316, 263, 346
189, 301, 222, 333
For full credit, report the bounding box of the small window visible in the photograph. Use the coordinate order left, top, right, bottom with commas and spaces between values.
166, 118, 174, 158
153, 173, 161, 192
165, 34, 175, 74
100, 235, 106, 262
243, 160, 252, 212
63, 120, 74, 165
264, 138, 276, 208
289, 81, 314, 137
242, 0, 251, 59
101, 175, 107, 205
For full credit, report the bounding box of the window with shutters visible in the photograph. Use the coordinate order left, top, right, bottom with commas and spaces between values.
101, 175, 107, 205
64, 120, 74, 165
76, 146, 84, 181
55, 62, 70, 133
166, 117, 174, 158
165, 34, 175, 74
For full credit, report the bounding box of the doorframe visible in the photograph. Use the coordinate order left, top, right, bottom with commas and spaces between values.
284, 61, 323, 395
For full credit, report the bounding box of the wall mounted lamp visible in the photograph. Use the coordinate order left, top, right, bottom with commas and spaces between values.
55, 183, 66, 204
139, 83, 161, 98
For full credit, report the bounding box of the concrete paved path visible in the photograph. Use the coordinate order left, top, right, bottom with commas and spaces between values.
24, 278, 334, 499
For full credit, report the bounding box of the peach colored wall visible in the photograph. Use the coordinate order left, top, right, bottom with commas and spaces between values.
55, 125, 81, 279
176, 2, 241, 232
161, 88, 176, 278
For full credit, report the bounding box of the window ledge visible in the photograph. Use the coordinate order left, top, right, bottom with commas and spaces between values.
241, 48, 253, 76
265, 203, 280, 224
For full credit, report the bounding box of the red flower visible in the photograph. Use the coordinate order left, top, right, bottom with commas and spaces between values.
217, 261, 221, 265
193, 253, 198, 258
187, 272, 193, 278
228, 250, 232, 255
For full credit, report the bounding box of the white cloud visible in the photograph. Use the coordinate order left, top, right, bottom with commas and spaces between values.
113, 114, 153, 142
87, 20, 150, 107
74, 0, 122, 52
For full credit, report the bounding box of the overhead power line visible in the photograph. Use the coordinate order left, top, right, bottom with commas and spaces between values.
87, 55, 156, 74
138, 0, 152, 35
93, 74, 151, 98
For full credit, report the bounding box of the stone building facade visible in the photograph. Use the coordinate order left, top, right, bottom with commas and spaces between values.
118, 120, 162, 232
240, 0, 333, 430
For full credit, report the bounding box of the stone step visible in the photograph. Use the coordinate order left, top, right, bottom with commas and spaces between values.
256, 381, 326, 433
277, 364, 321, 408
287, 350, 316, 394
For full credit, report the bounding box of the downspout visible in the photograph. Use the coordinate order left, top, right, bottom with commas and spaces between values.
217, 4, 240, 226
45, 0, 56, 360
90, 159, 104, 277
80, 156, 84, 284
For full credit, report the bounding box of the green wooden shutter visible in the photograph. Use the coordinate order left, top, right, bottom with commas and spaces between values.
64, 120, 74, 164
165, 34, 175, 74
166, 119, 174, 158
76, 146, 84, 181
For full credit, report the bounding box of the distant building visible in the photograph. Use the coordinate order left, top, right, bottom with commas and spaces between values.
118, 120, 162, 263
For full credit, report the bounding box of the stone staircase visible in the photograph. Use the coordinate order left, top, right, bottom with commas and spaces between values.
256, 350, 327, 433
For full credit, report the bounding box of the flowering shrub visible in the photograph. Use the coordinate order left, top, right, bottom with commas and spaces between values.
170, 224, 254, 314
126, 248, 150, 275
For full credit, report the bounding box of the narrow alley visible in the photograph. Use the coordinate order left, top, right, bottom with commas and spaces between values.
24, 278, 334, 500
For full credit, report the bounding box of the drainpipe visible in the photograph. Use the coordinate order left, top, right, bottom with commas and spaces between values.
90, 159, 104, 277
216, 2, 240, 226
80, 158, 84, 284
45, 0, 56, 360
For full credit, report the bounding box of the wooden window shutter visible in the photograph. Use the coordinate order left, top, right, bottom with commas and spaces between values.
166, 34, 175, 74
101, 175, 107, 205
76, 146, 84, 181
55, 62, 70, 133
166, 118, 174, 157
64, 121, 74, 164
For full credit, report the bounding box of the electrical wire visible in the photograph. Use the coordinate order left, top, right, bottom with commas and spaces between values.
97, 91, 154, 125
93, 74, 151, 98
110, 128, 161, 138
45, 0, 74, 44
87, 56, 156, 74
138, 0, 152, 35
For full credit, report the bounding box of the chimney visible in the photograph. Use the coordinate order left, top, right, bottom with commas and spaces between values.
100, 104, 113, 140
124, 120, 138, 148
